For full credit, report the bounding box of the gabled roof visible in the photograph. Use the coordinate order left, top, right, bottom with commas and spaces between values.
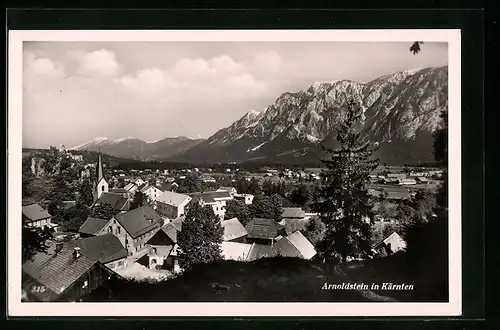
123, 182, 136, 191
281, 207, 306, 219
95, 192, 129, 211
247, 243, 277, 261
373, 231, 406, 249
281, 218, 308, 236
78, 217, 110, 236
218, 187, 236, 193
245, 218, 281, 240
114, 205, 162, 238
22, 203, 52, 222
283, 231, 316, 259
109, 188, 129, 194
171, 216, 185, 231
221, 242, 252, 261
162, 222, 178, 243
190, 193, 216, 204
157, 191, 191, 207
66, 234, 128, 264
22, 243, 97, 301
221, 218, 248, 241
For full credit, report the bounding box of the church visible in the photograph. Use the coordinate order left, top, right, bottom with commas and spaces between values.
93, 153, 109, 202
92, 153, 130, 212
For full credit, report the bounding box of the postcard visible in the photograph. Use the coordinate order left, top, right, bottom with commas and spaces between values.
8, 29, 461, 317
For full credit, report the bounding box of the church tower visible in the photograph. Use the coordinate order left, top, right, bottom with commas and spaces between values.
95, 152, 109, 200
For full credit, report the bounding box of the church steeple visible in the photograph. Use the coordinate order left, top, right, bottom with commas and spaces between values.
94, 150, 109, 200
97, 152, 104, 183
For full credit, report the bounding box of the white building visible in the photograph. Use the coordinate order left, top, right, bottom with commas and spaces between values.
156, 191, 192, 221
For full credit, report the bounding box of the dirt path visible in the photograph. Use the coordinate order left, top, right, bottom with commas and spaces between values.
332, 264, 397, 302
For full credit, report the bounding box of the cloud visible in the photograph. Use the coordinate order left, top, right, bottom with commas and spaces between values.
253, 51, 283, 73
77, 49, 120, 76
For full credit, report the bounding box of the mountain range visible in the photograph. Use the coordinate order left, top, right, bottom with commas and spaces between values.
72, 66, 448, 165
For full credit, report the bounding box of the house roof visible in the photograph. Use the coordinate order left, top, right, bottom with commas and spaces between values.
218, 187, 236, 193
416, 176, 429, 182
149, 245, 173, 258
123, 183, 136, 191
284, 231, 317, 259
273, 237, 303, 258
247, 243, 277, 261
66, 234, 128, 264
78, 217, 109, 236
386, 191, 411, 200
95, 192, 129, 211
281, 218, 309, 236
157, 191, 191, 207
109, 188, 129, 194
22, 203, 52, 222
373, 231, 406, 249
162, 222, 178, 243
114, 205, 162, 238
281, 207, 306, 219
190, 193, 216, 204
207, 190, 233, 200
387, 173, 406, 178
221, 242, 253, 261
22, 243, 98, 301
245, 218, 281, 240
171, 216, 185, 231
221, 218, 248, 241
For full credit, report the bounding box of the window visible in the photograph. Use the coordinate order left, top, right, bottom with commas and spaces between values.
102, 186, 105, 191
82, 280, 88, 288
116, 227, 121, 234
108, 226, 112, 233
108, 263, 115, 269
118, 260, 124, 267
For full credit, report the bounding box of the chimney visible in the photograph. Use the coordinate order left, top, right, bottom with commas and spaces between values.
55, 242, 63, 254
73, 247, 81, 259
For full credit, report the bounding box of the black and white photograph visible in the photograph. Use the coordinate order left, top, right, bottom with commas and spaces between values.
8, 30, 461, 317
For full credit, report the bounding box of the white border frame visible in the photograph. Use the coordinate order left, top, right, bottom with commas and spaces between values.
8, 29, 461, 317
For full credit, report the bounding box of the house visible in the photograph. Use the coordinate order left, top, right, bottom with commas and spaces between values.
221, 242, 253, 261
218, 187, 237, 195
134, 178, 146, 187
386, 173, 407, 180
273, 231, 317, 259
93, 192, 130, 213
199, 174, 216, 183
108, 188, 130, 197
233, 193, 254, 205
385, 190, 412, 201
190, 190, 233, 220
415, 176, 429, 184
281, 207, 306, 221
156, 191, 192, 220
78, 217, 111, 238
373, 232, 407, 257
111, 206, 163, 256
245, 218, 283, 245
140, 222, 180, 271
22, 203, 52, 228
398, 178, 417, 185
22, 243, 120, 302
123, 182, 138, 194
66, 234, 128, 270
141, 184, 163, 203
221, 218, 248, 242
280, 218, 309, 236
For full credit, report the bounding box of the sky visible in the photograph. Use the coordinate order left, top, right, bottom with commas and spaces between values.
22, 41, 448, 148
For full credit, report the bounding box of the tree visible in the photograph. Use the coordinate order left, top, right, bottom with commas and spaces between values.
249, 194, 283, 221
89, 203, 117, 220
410, 41, 424, 55
313, 100, 379, 262
177, 203, 224, 270
290, 183, 310, 207
303, 216, 326, 246
22, 226, 54, 262
130, 191, 146, 210
177, 173, 201, 194
77, 179, 95, 206
224, 199, 252, 225
58, 203, 91, 232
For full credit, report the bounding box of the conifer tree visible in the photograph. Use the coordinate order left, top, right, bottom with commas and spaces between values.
177, 203, 224, 270
314, 99, 379, 262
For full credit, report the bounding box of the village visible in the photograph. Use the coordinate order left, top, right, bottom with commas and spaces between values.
20, 145, 445, 302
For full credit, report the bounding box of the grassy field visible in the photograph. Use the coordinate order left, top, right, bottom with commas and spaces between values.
84, 254, 447, 302
86, 257, 370, 302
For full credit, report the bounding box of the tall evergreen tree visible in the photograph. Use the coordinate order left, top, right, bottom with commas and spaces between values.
177, 203, 224, 270
314, 100, 379, 262
130, 191, 146, 210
